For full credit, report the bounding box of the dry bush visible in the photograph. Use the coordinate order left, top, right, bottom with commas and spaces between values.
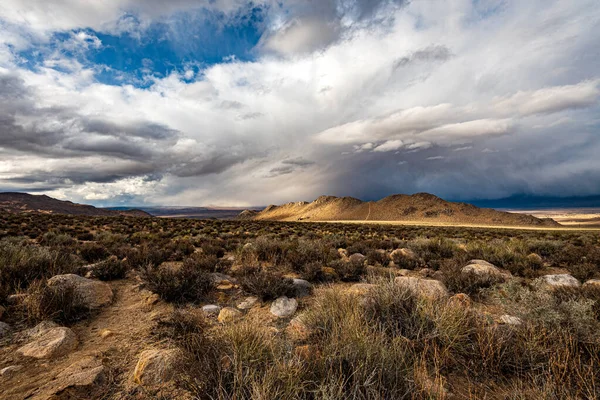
22, 279, 90, 324
328, 259, 366, 282
139, 263, 213, 304
91, 256, 128, 281
238, 267, 295, 300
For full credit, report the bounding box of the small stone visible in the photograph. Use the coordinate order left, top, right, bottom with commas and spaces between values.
536, 274, 581, 289
133, 349, 181, 385
216, 282, 234, 290
338, 248, 349, 258
0, 321, 10, 337
394, 277, 449, 300
498, 315, 523, 326
48, 356, 105, 392
6, 293, 28, 305
287, 316, 311, 341
237, 297, 258, 310
17, 327, 78, 359
292, 279, 313, 298
270, 296, 298, 318
25, 320, 59, 338
448, 293, 471, 308
583, 279, 600, 289
462, 261, 510, 280
100, 329, 115, 339
0, 365, 22, 377
390, 248, 417, 261
349, 253, 366, 264
527, 253, 543, 264
202, 305, 222, 315
218, 307, 243, 323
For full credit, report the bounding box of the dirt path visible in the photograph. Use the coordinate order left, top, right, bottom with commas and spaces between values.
1, 278, 172, 399
365, 202, 371, 221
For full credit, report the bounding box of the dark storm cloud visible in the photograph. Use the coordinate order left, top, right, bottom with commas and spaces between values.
81, 119, 178, 140
282, 157, 315, 167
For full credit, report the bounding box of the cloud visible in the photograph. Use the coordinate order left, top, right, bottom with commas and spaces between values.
1, 0, 600, 206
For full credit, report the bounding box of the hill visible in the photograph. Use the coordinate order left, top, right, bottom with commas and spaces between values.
249, 193, 560, 227
0, 192, 151, 217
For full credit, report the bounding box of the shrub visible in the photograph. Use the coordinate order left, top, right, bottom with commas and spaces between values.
91, 256, 128, 281
22, 279, 90, 324
79, 242, 109, 263
238, 268, 295, 301
139, 263, 213, 303
328, 259, 366, 282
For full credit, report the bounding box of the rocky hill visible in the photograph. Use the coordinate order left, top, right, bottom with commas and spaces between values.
249, 193, 560, 227
0, 193, 151, 217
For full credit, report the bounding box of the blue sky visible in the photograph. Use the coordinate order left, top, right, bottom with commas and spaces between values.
0, 0, 599, 206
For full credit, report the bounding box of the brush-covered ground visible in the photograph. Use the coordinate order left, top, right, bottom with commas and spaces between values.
0, 213, 599, 399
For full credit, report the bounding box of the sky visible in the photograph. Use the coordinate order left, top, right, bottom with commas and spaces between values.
0, 0, 599, 207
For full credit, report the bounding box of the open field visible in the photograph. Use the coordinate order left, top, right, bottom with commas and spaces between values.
325, 219, 600, 231
1, 213, 599, 399
509, 208, 600, 228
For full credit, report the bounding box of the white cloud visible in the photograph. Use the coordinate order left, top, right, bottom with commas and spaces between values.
373, 140, 404, 152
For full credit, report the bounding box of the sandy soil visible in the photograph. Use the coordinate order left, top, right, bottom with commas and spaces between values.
509, 208, 600, 228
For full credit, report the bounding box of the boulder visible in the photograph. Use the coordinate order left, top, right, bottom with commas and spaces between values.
448, 293, 471, 308
270, 296, 298, 318
47, 274, 113, 308
133, 349, 181, 385
202, 304, 222, 315
46, 356, 105, 393
0, 321, 10, 338
461, 260, 510, 280
390, 248, 417, 261
536, 274, 580, 289
17, 327, 78, 359
218, 307, 243, 323
394, 277, 449, 300
292, 279, 313, 298
349, 253, 366, 264
25, 320, 59, 338
237, 297, 258, 310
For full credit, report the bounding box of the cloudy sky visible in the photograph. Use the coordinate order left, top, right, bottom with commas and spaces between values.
0, 0, 599, 206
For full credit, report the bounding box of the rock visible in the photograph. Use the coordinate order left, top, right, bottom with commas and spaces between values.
210, 272, 237, 284
270, 296, 298, 318
448, 293, 471, 308
498, 315, 523, 326
397, 269, 412, 276
526, 253, 543, 264
390, 248, 417, 261
338, 248, 349, 258
216, 282, 235, 290
6, 293, 28, 305
237, 297, 258, 310
536, 274, 581, 289
140, 289, 160, 305
0, 365, 22, 377
0, 321, 10, 338
218, 307, 243, 323
292, 279, 313, 298
349, 253, 366, 264
320, 267, 338, 280
47, 274, 113, 308
100, 329, 115, 339
287, 316, 311, 341
47, 356, 105, 393
25, 320, 59, 338
583, 279, 600, 289
461, 261, 510, 280
133, 349, 180, 385
347, 283, 378, 295
202, 304, 222, 315
394, 277, 449, 300
293, 345, 320, 361
417, 268, 434, 278
0, 305, 5, 319
17, 327, 78, 359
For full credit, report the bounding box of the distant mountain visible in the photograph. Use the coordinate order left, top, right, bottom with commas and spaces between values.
0, 193, 151, 217
248, 193, 560, 227
108, 206, 263, 219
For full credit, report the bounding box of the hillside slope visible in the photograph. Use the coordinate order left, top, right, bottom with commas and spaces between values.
251, 193, 560, 227
0, 192, 151, 217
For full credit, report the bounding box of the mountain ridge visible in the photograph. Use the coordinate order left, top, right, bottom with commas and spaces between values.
247, 193, 561, 227
0, 192, 151, 217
